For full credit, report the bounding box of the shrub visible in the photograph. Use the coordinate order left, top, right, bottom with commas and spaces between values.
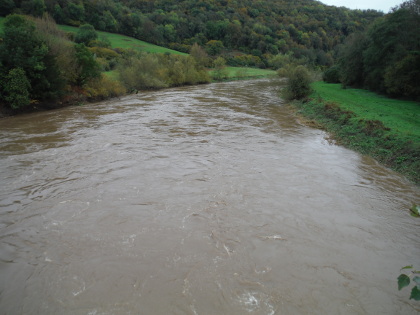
84, 75, 126, 100
211, 57, 228, 81
3, 68, 31, 109
75, 24, 98, 45
282, 65, 312, 100
323, 65, 341, 83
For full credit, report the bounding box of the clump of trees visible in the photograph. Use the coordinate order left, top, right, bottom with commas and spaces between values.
325, 0, 420, 100
0, 14, 109, 110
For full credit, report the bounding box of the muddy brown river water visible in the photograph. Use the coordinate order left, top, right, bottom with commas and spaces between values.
0, 79, 419, 314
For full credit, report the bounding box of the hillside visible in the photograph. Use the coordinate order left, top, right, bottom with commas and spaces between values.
1, 0, 383, 67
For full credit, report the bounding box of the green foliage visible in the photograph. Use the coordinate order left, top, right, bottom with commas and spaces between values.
323, 65, 341, 83
338, 32, 368, 87
211, 57, 228, 81
2, 0, 383, 70
0, 14, 66, 106
268, 53, 294, 70
410, 204, 420, 217
205, 40, 224, 56
0, 0, 15, 16
383, 53, 420, 98
190, 43, 210, 68
74, 43, 101, 86
84, 75, 126, 100
75, 24, 98, 46
398, 266, 420, 301
116, 53, 168, 91
21, 0, 46, 17
338, 1, 420, 99
3, 68, 31, 109
116, 52, 210, 91
282, 65, 312, 100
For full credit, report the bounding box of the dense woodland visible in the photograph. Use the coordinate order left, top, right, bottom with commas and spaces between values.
0, 0, 419, 111
1, 0, 383, 66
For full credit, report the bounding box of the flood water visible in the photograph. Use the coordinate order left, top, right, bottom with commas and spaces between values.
0, 79, 419, 314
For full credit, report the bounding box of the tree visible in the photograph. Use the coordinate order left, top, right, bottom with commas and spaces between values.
190, 43, 210, 68
0, 0, 15, 16
3, 68, 31, 109
75, 24, 98, 46
21, 0, 46, 17
205, 40, 224, 56
74, 44, 101, 86
323, 65, 341, 83
0, 14, 62, 105
211, 57, 228, 81
384, 53, 420, 98
338, 32, 368, 87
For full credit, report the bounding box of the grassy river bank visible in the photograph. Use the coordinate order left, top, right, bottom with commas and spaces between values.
291, 82, 420, 185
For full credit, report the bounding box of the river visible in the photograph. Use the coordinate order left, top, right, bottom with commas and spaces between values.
0, 79, 419, 314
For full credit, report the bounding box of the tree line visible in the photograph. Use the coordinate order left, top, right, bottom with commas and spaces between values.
324, 0, 420, 100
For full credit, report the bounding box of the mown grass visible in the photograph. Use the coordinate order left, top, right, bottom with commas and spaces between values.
292, 81, 420, 184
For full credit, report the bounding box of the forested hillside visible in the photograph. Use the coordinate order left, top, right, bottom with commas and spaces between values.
0, 0, 382, 67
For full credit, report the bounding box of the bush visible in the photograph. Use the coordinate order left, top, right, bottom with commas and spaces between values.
84, 75, 126, 100
211, 57, 228, 81
75, 24, 98, 45
323, 65, 341, 83
282, 65, 312, 100
3, 68, 31, 109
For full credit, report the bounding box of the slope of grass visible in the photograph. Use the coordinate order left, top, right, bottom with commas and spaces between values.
57, 24, 186, 55
292, 81, 420, 184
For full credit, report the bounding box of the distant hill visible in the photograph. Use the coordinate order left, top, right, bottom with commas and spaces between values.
0, 0, 383, 66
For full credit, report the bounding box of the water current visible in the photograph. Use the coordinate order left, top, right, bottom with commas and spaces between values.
0, 79, 419, 314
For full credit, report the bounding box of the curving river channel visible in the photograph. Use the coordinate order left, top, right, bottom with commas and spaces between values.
0, 79, 419, 314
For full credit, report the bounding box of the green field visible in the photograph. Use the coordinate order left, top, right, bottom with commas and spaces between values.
312, 82, 420, 140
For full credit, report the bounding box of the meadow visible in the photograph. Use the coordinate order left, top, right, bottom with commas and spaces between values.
312, 82, 420, 140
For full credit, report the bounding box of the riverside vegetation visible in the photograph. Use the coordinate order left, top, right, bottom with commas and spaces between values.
0, 14, 276, 114
288, 82, 419, 185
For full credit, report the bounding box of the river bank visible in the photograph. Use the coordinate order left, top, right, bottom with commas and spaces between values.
290, 82, 420, 185
0, 69, 277, 119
